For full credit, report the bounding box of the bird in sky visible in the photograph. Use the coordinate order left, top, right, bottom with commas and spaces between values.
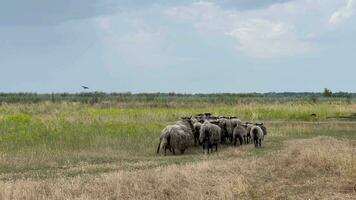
81, 86, 89, 90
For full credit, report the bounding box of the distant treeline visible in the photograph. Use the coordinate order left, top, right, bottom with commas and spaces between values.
0, 92, 354, 105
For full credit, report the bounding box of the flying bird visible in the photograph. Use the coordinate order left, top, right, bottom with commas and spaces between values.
81, 86, 89, 90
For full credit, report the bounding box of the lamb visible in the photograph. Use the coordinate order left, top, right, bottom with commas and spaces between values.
232, 125, 247, 146
250, 125, 264, 147
156, 125, 192, 155
199, 119, 221, 154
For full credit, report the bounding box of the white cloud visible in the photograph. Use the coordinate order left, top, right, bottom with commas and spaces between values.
329, 0, 356, 26
164, 2, 231, 32
95, 0, 356, 62
95, 14, 189, 69
165, 1, 316, 58
228, 19, 313, 58
114, 31, 187, 69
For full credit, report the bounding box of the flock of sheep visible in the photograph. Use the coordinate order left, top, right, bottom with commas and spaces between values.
157, 113, 267, 155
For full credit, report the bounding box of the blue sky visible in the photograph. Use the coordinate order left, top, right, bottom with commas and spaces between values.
1, 0, 356, 93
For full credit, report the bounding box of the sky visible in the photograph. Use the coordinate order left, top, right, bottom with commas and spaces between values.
1, 0, 356, 93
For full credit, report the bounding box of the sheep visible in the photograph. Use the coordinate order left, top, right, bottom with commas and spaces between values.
194, 114, 205, 123
191, 117, 202, 146
217, 117, 234, 143
243, 122, 254, 144
156, 117, 195, 156
193, 122, 202, 146
217, 117, 228, 144
199, 120, 221, 154
156, 125, 176, 155
232, 125, 247, 146
250, 125, 264, 147
175, 117, 195, 144
204, 113, 212, 118
194, 113, 213, 123
226, 118, 235, 143
255, 123, 267, 139
157, 125, 192, 155
230, 117, 242, 128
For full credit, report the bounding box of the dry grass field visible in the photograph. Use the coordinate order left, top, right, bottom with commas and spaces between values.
0, 102, 355, 199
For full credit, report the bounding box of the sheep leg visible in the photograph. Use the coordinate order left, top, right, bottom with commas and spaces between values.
254, 138, 258, 148
172, 148, 176, 155
156, 140, 161, 154
194, 135, 199, 146
203, 141, 207, 154
215, 144, 218, 152
180, 149, 185, 154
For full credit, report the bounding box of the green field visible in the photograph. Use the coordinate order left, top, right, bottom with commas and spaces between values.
0, 100, 356, 199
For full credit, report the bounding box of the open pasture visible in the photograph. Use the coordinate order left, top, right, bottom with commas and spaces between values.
0, 101, 355, 199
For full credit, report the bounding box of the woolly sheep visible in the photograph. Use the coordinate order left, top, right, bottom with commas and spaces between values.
230, 117, 242, 128
175, 117, 195, 142
255, 123, 267, 139
217, 117, 234, 143
191, 117, 202, 146
194, 113, 212, 122
199, 120, 221, 154
157, 125, 192, 155
232, 125, 247, 146
217, 117, 228, 144
250, 125, 264, 148
244, 122, 254, 144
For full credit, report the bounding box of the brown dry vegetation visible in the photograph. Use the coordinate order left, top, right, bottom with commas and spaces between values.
1, 137, 355, 200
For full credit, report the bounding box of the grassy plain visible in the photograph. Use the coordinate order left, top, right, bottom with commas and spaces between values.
0, 101, 355, 199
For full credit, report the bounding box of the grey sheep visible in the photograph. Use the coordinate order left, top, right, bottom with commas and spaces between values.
243, 122, 254, 144
230, 117, 242, 128
157, 125, 192, 155
199, 120, 221, 154
217, 117, 228, 143
175, 117, 195, 145
250, 125, 264, 147
255, 123, 267, 139
193, 122, 202, 146
217, 117, 234, 143
233, 125, 247, 146
191, 117, 202, 146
